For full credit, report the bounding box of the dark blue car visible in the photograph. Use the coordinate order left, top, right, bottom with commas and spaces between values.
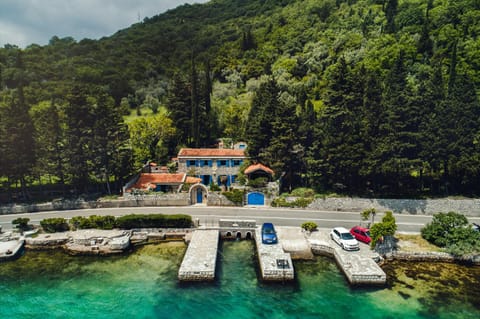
261, 223, 278, 244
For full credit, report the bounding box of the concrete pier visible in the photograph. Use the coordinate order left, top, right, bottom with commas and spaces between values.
308, 228, 386, 285
0, 237, 25, 261
178, 229, 219, 281
255, 228, 294, 281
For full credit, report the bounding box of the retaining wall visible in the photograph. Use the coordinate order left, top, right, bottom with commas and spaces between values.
0, 194, 190, 215
308, 198, 480, 216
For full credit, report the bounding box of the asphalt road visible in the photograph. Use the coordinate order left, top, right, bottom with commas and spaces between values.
2, 205, 471, 233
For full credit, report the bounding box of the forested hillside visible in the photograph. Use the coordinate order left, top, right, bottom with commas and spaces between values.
0, 0, 479, 201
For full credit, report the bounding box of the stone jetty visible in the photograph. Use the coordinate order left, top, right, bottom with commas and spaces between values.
178, 229, 219, 281
25, 229, 131, 255
307, 228, 386, 285
0, 232, 25, 261
255, 228, 294, 281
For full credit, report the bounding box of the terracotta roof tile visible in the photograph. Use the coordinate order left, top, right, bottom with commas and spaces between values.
185, 176, 202, 184
244, 163, 274, 175
178, 148, 245, 158
129, 173, 186, 190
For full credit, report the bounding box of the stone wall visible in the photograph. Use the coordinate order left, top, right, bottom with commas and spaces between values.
389, 251, 480, 265
308, 197, 480, 217
0, 193, 190, 215
206, 192, 238, 206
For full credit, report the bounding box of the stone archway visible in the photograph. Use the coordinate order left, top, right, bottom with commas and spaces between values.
188, 183, 209, 205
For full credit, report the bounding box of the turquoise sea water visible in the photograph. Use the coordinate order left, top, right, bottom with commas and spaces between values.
1, 241, 479, 319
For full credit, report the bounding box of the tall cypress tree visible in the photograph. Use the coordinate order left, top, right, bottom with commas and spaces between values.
266, 92, 300, 192
245, 78, 278, 160
64, 84, 95, 192
384, 0, 398, 33
0, 51, 35, 200
167, 74, 192, 147
377, 52, 421, 193
318, 58, 366, 192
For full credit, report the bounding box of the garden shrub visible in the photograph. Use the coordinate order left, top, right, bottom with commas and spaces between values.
115, 214, 192, 229
291, 188, 315, 197
271, 197, 313, 208
70, 215, 116, 230
12, 217, 31, 231
223, 189, 244, 205
40, 218, 69, 233
301, 221, 318, 232
370, 211, 397, 248
247, 177, 268, 188
421, 212, 468, 247
421, 212, 480, 255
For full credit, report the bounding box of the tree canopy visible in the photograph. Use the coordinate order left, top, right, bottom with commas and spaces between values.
1, 0, 480, 201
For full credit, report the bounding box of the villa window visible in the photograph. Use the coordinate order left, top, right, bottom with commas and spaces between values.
232, 160, 242, 166
218, 160, 227, 167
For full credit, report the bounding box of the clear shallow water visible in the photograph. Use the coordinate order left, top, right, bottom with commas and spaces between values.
0, 241, 479, 319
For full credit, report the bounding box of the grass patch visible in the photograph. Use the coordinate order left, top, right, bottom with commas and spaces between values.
395, 233, 443, 252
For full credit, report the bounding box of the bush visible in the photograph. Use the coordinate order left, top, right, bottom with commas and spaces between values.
247, 177, 268, 188
421, 212, 480, 255
40, 218, 69, 233
223, 189, 244, 205
421, 212, 468, 247
271, 197, 313, 208
12, 217, 31, 231
115, 214, 193, 229
291, 188, 315, 197
209, 182, 221, 191
301, 221, 318, 232
70, 215, 116, 230
370, 211, 397, 248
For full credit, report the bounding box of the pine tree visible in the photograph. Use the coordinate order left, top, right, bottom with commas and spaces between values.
245, 78, 278, 160
376, 51, 421, 193
167, 74, 192, 147
384, 0, 398, 34
266, 92, 300, 192
64, 84, 95, 192
0, 51, 35, 200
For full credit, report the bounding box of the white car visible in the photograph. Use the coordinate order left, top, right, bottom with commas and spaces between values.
330, 227, 360, 251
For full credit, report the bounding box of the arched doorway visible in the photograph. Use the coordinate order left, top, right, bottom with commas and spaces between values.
189, 183, 209, 205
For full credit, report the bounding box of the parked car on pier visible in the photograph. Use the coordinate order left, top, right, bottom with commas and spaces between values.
261, 223, 278, 244
350, 226, 371, 244
330, 227, 359, 251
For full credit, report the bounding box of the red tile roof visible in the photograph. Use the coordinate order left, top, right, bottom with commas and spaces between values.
178, 148, 245, 158
244, 163, 274, 175
129, 173, 186, 190
185, 176, 202, 184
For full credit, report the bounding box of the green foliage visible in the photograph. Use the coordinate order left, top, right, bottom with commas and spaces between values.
370, 211, 397, 248
70, 215, 116, 230
420, 212, 479, 254
223, 189, 244, 205
301, 221, 318, 232
361, 208, 376, 222
12, 217, 30, 231
115, 214, 192, 229
290, 188, 316, 198
247, 177, 268, 188
209, 182, 221, 192
271, 197, 313, 208
40, 218, 69, 233
1, 0, 480, 200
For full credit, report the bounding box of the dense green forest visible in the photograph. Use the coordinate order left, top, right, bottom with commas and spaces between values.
0, 0, 479, 202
